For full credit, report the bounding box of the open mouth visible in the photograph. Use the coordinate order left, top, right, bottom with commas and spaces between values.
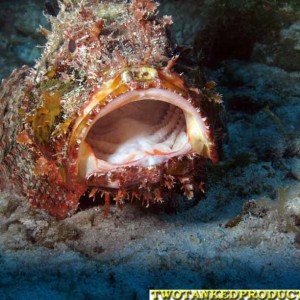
78, 88, 212, 185
86, 99, 189, 163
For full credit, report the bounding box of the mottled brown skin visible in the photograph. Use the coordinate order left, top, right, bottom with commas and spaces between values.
0, 67, 30, 192
0, 0, 220, 219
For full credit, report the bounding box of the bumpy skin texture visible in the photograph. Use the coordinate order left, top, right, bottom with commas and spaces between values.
0, 0, 220, 219
0, 67, 30, 192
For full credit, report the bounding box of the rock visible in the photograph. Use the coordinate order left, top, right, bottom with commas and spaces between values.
252, 21, 300, 72
0, 0, 47, 79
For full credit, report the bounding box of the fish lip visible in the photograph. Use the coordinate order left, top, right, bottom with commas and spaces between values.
75, 87, 214, 186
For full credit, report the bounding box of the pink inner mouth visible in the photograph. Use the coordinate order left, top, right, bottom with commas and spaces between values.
78, 88, 212, 185
85, 100, 189, 165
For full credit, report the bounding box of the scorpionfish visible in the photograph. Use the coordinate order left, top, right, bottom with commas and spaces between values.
0, 0, 221, 219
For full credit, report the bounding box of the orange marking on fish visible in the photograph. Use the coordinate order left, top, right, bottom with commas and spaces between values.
144, 149, 169, 156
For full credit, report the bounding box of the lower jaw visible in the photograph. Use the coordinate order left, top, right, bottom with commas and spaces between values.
84, 153, 199, 190
85, 163, 164, 189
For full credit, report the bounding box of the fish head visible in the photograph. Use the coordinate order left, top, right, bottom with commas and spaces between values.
12, 0, 222, 218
